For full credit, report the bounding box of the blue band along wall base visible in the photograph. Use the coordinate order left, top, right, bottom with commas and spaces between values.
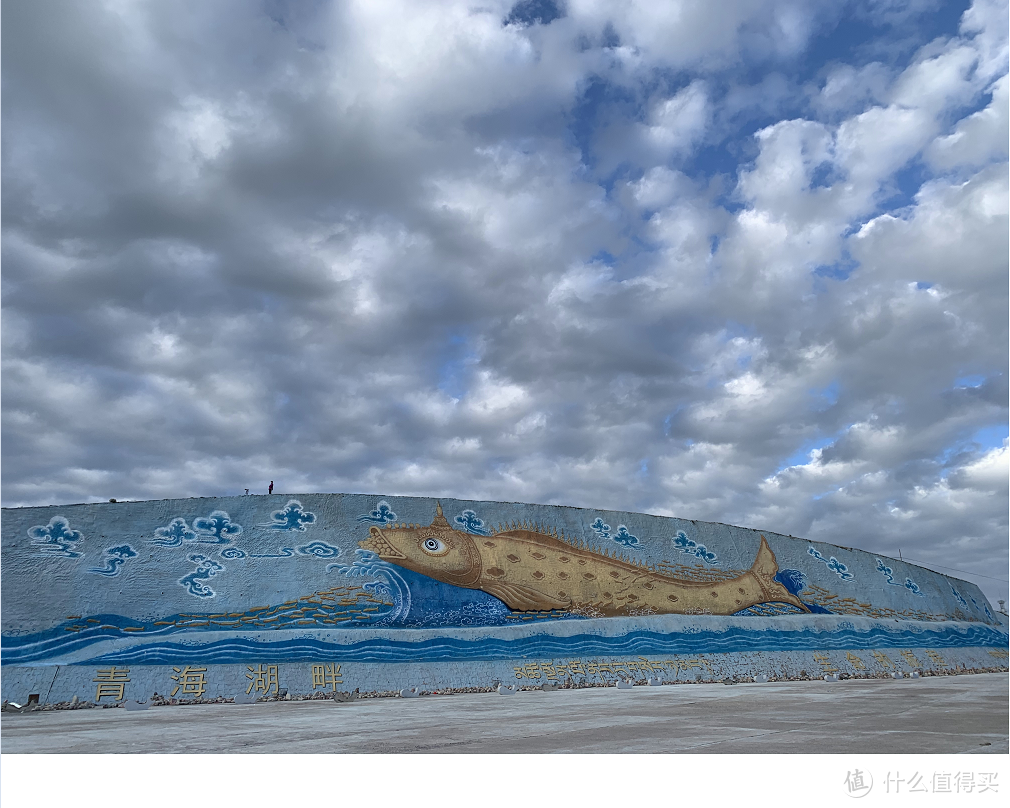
2, 494, 1007, 703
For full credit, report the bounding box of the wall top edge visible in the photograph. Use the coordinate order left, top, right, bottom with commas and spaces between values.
0, 490, 960, 585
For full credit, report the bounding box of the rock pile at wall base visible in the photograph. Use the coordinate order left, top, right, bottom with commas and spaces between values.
2, 641, 1006, 706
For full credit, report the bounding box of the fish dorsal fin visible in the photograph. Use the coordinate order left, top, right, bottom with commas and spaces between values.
431, 502, 451, 529
481, 580, 571, 611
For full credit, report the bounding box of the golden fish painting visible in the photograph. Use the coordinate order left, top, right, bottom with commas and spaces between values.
360, 503, 809, 616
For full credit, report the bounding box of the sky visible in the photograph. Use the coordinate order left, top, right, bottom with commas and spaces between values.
2, 0, 1007, 605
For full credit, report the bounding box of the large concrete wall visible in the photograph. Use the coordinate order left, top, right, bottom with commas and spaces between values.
2, 494, 1006, 704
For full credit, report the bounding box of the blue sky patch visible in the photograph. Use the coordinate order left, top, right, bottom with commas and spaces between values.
504, 0, 565, 27
970, 424, 1008, 452
778, 432, 841, 471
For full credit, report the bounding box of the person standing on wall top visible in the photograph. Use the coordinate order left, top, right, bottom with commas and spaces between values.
269, 481, 274, 495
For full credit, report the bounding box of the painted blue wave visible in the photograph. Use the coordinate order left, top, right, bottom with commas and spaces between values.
67, 623, 1010, 666
1, 615, 162, 664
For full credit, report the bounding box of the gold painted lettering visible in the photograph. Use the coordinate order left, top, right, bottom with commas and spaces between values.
812, 652, 838, 674
170, 666, 208, 698
246, 664, 280, 695
311, 663, 343, 690
93, 667, 130, 702
871, 651, 894, 670
845, 652, 867, 670
899, 649, 921, 668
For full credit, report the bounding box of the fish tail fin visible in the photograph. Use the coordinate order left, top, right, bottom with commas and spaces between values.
750, 536, 809, 612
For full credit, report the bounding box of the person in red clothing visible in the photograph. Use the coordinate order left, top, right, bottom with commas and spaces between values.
268, 481, 274, 495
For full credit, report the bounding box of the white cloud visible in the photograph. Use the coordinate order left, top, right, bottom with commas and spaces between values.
2, 0, 1006, 603
643, 81, 709, 156
927, 73, 1009, 171
812, 62, 893, 116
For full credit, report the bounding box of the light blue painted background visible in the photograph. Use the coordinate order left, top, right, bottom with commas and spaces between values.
2, 493, 998, 629
2, 494, 1005, 674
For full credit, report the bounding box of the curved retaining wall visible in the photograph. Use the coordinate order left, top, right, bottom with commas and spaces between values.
2, 494, 1006, 703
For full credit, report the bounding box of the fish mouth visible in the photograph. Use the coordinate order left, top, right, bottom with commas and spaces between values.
359, 528, 406, 560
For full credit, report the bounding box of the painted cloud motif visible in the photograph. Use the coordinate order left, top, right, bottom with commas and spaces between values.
179, 554, 224, 597
875, 558, 924, 596
152, 518, 197, 547
808, 546, 854, 581
356, 501, 397, 525
192, 510, 242, 544
261, 500, 316, 531
29, 516, 84, 558
904, 579, 924, 596
950, 584, 969, 610
672, 531, 716, 563
589, 518, 611, 539
590, 517, 639, 548
249, 548, 294, 558
152, 512, 242, 546
296, 541, 341, 558
87, 545, 138, 576
611, 526, 639, 548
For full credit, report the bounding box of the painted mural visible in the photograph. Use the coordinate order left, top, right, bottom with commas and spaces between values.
1, 493, 1006, 704
359, 503, 806, 616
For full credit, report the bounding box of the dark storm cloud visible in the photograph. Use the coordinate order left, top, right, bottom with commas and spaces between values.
2, 0, 1007, 603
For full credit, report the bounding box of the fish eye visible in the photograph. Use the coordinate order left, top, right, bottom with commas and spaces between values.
421, 537, 447, 555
